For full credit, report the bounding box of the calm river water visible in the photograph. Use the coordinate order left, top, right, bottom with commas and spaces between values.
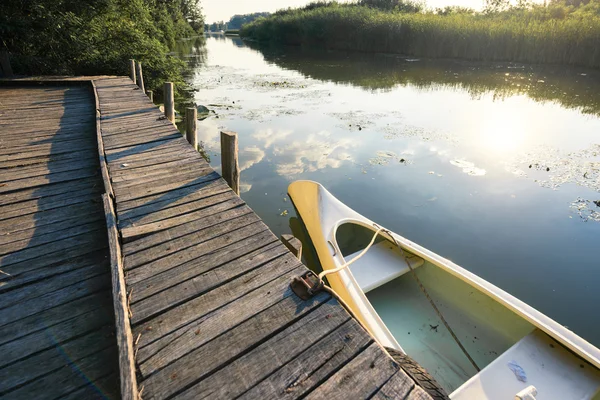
177, 35, 600, 346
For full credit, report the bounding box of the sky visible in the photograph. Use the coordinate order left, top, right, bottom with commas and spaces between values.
202, 0, 488, 23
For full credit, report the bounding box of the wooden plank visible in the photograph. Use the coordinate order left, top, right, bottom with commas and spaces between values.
0, 167, 99, 194
0, 212, 103, 247
0, 261, 107, 308
102, 193, 139, 400
0, 189, 101, 222
370, 371, 420, 399
109, 154, 199, 178
1, 232, 107, 279
0, 326, 115, 393
122, 205, 252, 256
135, 265, 306, 372
121, 195, 244, 241
119, 189, 237, 230
115, 172, 221, 212
124, 220, 268, 281
304, 343, 400, 400
143, 292, 334, 399
61, 372, 120, 400
0, 306, 111, 367
0, 250, 106, 294
0, 157, 98, 183
0, 200, 103, 234
92, 80, 115, 199
0, 176, 98, 205
0, 222, 101, 254
173, 298, 351, 400
240, 320, 372, 400
0, 273, 110, 327
0, 229, 105, 266
130, 240, 292, 323
2, 346, 118, 400
0, 290, 112, 348
112, 163, 209, 190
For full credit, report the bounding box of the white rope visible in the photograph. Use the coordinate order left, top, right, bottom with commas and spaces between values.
318, 227, 385, 281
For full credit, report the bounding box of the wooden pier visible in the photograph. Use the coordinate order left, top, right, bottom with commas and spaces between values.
0, 76, 431, 399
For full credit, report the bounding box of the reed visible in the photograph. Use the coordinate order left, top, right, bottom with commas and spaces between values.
240, 1, 600, 69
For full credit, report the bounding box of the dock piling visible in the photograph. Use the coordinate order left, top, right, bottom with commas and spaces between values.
220, 131, 240, 195
281, 234, 303, 260
147, 90, 153, 103
129, 59, 136, 84
186, 107, 198, 149
135, 61, 145, 93
164, 82, 175, 123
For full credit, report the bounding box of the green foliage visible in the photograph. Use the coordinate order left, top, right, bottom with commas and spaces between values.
227, 13, 271, 30
0, 0, 204, 92
360, 0, 423, 13
240, 0, 600, 69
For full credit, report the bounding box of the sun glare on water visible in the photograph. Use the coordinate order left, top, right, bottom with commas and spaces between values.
480, 110, 528, 154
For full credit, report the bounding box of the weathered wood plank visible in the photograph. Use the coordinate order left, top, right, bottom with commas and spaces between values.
122, 205, 252, 256
119, 189, 237, 230
124, 220, 268, 282
2, 346, 118, 400
143, 293, 334, 399
0, 250, 106, 294
0, 290, 112, 349
0, 306, 112, 368
0, 273, 110, 327
102, 193, 139, 400
130, 240, 291, 323
0, 326, 115, 393
0, 261, 107, 308
121, 195, 245, 241
174, 299, 350, 400
115, 172, 221, 212
0, 222, 102, 255
304, 343, 400, 400
0, 212, 103, 247
135, 265, 306, 372
239, 320, 372, 400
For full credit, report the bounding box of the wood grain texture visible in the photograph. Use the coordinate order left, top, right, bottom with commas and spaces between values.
0, 83, 119, 399
220, 130, 240, 194
91, 76, 428, 400
103, 193, 139, 400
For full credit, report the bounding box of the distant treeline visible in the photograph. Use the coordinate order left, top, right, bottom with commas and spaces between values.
0, 0, 204, 94
205, 12, 271, 32
240, 0, 600, 69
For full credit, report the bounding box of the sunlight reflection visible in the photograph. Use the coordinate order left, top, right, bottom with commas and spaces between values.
481, 109, 527, 154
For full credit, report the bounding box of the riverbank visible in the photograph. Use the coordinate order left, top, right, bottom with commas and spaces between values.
240, 1, 600, 69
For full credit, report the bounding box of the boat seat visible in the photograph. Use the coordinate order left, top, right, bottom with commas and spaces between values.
451, 329, 600, 400
345, 241, 424, 293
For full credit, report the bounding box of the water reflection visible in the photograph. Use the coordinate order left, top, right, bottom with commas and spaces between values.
178, 36, 600, 347
248, 41, 600, 117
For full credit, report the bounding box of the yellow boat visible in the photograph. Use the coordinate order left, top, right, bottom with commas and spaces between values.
288, 180, 600, 399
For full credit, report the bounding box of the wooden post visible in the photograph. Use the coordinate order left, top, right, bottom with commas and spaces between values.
129, 59, 136, 84
185, 107, 198, 149
164, 82, 175, 123
281, 234, 302, 260
135, 61, 145, 93
147, 90, 153, 103
220, 131, 240, 195
0, 51, 13, 77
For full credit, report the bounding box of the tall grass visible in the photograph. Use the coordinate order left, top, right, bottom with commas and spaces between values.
240, 2, 600, 68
